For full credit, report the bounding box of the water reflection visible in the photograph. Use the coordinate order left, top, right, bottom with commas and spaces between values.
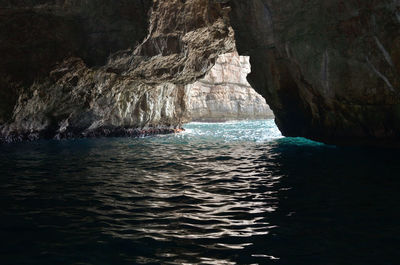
87, 141, 281, 265
264, 139, 400, 265
0, 121, 399, 264
0, 141, 281, 264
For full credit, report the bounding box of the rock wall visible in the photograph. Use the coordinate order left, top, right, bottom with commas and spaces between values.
4, 57, 189, 141
186, 52, 273, 122
2, 0, 400, 146
0, 0, 234, 142
0, 0, 153, 124
229, 0, 400, 146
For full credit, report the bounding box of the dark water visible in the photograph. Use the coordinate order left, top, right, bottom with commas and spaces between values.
1, 120, 400, 265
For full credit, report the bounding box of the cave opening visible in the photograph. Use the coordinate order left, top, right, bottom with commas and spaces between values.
182, 50, 281, 141
177, 49, 284, 143
185, 51, 274, 123
2, 1, 400, 264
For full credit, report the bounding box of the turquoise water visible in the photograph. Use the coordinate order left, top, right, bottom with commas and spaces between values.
0, 120, 399, 264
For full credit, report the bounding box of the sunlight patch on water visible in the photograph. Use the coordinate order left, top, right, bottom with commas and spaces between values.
1, 118, 400, 264
182, 119, 283, 143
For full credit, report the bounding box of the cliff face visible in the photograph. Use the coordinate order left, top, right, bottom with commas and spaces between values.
0, 0, 234, 142
4, 57, 189, 141
0, 0, 152, 123
229, 0, 400, 146
1, 0, 400, 146
186, 52, 273, 122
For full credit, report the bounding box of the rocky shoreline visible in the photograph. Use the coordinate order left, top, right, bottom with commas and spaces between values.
0, 126, 184, 143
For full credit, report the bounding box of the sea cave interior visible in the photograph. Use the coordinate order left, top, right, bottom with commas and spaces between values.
1, 1, 400, 264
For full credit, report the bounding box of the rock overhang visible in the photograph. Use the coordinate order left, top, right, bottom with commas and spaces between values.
0, 0, 399, 146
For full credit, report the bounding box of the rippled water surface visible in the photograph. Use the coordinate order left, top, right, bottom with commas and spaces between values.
1, 120, 400, 265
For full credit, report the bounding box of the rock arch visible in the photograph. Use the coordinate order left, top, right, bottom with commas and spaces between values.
0, 0, 399, 146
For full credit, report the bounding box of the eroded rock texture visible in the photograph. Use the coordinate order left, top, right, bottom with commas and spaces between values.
187, 52, 273, 122
229, 0, 400, 146
2, 0, 400, 146
0, 0, 152, 123
0, 0, 234, 142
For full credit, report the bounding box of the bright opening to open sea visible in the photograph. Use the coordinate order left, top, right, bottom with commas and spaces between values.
1, 120, 399, 264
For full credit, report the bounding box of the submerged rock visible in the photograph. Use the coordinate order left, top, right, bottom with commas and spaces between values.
186, 52, 273, 122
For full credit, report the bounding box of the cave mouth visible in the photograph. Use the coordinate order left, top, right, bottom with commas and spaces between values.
2, 1, 400, 264
181, 51, 282, 142
185, 51, 274, 124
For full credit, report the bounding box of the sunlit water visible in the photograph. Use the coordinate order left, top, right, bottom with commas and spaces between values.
1, 120, 400, 265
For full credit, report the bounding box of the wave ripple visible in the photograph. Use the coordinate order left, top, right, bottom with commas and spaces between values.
1, 120, 400, 264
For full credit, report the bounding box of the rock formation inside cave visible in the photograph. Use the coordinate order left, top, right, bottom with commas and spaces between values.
0, 0, 234, 142
229, 0, 400, 146
0, 0, 399, 146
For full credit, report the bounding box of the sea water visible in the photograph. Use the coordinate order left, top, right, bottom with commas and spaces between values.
0, 120, 399, 264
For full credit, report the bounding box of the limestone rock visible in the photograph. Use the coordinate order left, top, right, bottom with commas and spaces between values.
2, 0, 400, 146
1, 58, 188, 142
0, 0, 233, 142
0, 0, 152, 123
229, 0, 400, 146
186, 52, 273, 122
